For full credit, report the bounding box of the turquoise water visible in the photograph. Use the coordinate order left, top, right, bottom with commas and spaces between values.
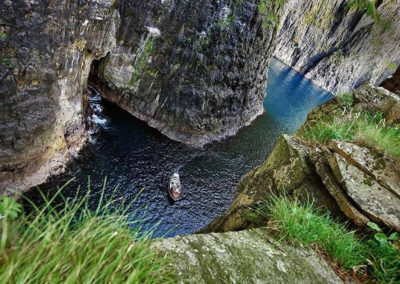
30, 58, 332, 237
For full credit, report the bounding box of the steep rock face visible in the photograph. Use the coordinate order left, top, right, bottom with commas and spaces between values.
97, 0, 282, 147
153, 228, 344, 283
0, 0, 282, 193
0, 0, 119, 195
273, 0, 400, 93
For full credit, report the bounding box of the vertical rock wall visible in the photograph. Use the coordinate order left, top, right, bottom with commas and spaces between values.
273, 0, 400, 94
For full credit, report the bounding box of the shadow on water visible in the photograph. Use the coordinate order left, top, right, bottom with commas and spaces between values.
25, 58, 332, 237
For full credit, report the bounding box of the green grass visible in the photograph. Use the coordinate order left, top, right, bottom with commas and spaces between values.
0, 179, 175, 284
367, 239, 400, 282
298, 110, 400, 159
257, 196, 366, 268
254, 196, 400, 282
337, 92, 353, 108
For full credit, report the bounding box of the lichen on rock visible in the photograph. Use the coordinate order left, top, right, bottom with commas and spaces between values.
153, 228, 344, 284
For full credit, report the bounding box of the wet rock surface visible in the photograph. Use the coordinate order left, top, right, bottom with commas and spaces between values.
208, 85, 400, 232
274, 0, 400, 93
153, 228, 344, 284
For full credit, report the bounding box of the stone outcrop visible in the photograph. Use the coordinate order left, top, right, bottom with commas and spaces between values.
0, 0, 282, 194
153, 228, 345, 283
273, 0, 400, 93
207, 134, 343, 232
353, 84, 400, 124
208, 85, 400, 232
328, 141, 400, 231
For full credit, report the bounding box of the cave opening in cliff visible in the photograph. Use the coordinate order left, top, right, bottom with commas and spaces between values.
88, 56, 104, 86
84, 56, 110, 131
381, 65, 400, 93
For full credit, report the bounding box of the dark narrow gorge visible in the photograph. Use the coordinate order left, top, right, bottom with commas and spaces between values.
0, 0, 283, 193
0, 0, 399, 283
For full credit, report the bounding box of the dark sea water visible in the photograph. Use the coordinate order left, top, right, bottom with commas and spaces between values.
30, 58, 332, 237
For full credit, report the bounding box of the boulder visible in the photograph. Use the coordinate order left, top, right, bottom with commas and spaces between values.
153, 229, 345, 284
353, 85, 400, 116
309, 149, 370, 227
328, 141, 400, 231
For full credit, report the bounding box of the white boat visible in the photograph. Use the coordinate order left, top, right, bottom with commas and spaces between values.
169, 172, 181, 201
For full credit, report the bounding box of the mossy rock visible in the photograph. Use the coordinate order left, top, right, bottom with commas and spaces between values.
153, 228, 343, 284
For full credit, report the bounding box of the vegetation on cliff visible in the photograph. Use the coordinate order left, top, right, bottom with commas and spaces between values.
298, 92, 400, 159
348, 0, 398, 27
0, 180, 175, 283
254, 196, 400, 282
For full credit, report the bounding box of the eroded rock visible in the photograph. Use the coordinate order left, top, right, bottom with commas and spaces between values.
310, 149, 370, 227
328, 148, 400, 231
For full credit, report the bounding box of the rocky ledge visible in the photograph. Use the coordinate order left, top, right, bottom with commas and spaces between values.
153, 228, 345, 283
208, 84, 400, 233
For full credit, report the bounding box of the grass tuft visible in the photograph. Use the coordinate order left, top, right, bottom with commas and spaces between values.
0, 179, 175, 283
257, 196, 365, 269
298, 110, 400, 159
367, 239, 400, 282
254, 196, 400, 282
338, 92, 354, 108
